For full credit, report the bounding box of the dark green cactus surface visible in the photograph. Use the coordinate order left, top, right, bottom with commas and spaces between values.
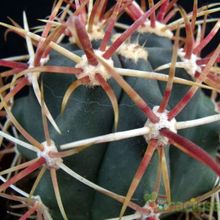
13, 33, 220, 219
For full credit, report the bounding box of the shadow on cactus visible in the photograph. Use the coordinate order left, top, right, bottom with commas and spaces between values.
0, 0, 220, 219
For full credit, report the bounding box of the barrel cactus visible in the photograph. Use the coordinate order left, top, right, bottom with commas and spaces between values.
0, 0, 220, 219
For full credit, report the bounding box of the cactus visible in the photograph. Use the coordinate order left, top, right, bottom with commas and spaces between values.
0, 0, 220, 219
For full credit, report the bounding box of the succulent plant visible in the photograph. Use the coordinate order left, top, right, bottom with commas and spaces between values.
0, 0, 220, 219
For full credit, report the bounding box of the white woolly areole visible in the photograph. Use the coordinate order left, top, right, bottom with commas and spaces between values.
69, 23, 105, 44
26, 58, 35, 83
139, 202, 160, 219
26, 56, 50, 83
144, 106, 177, 145
76, 50, 113, 86
138, 20, 173, 39
37, 140, 63, 169
116, 42, 148, 62
141, 211, 160, 220
87, 23, 105, 40
40, 56, 50, 66
178, 48, 201, 77
111, 34, 148, 62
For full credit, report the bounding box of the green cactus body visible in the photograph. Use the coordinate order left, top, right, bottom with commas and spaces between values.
12, 31, 220, 219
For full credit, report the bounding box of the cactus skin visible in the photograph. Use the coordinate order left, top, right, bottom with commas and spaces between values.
13, 46, 123, 219
0, 0, 219, 219
93, 46, 219, 219
12, 29, 220, 220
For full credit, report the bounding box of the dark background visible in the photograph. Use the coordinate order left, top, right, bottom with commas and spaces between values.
0, 0, 219, 59
0, 0, 54, 58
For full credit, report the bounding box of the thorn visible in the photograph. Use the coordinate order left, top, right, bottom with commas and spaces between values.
178, 6, 194, 59
0, 157, 45, 193
193, 20, 220, 55
176, 114, 220, 130
158, 25, 180, 113
97, 56, 159, 123
168, 43, 220, 120
158, 147, 171, 203
71, 16, 98, 65
60, 126, 150, 150
19, 203, 38, 220
59, 163, 150, 215
50, 168, 68, 220
61, 76, 90, 114
0, 94, 44, 151
103, 0, 165, 59
0, 159, 38, 176
31, 76, 61, 134
160, 128, 220, 176
119, 139, 157, 219
95, 73, 119, 130
99, 0, 123, 51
